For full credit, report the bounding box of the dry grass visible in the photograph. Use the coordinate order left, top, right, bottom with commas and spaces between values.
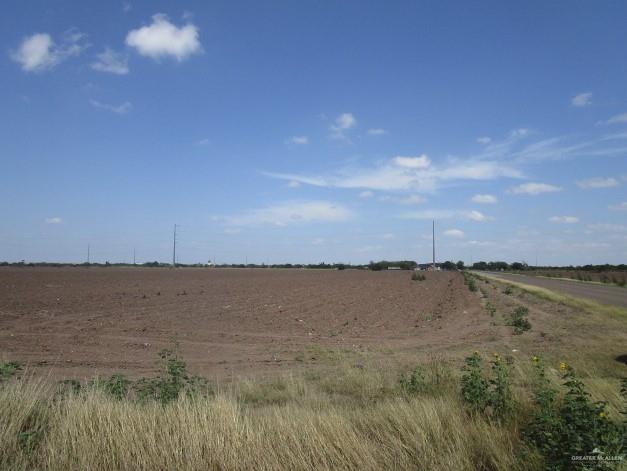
0, 359, 535, 471
474, 272, 627, 318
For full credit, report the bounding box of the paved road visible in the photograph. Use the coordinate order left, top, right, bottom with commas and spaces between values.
479, 272, 627, 309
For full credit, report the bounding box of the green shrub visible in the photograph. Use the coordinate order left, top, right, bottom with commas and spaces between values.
509, 306, 531, 334
90, 374, 131, 400
0, 361, 21, 381
461, 352, 514, 421
461, 352, 489, 413
411, 271, 426, 281
399, 367, 425, 394
503, 286, 514, 295
485, 302, 496, 317
524, 359, 624, 469
134, 347, 210, 404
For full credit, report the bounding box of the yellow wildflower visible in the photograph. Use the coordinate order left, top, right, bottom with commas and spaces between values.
559, 361, 567, 371
532, 356, 540, 363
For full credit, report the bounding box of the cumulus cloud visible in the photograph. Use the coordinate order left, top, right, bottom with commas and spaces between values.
368, 128, 387, 136
444, 229, 464, 238
330, 113, 356, 140
225, 201, 352, 226
392, 154, 431, 169
287, 136, 308, 145
126, 14, 201, 61
549, 216, 579, 224
471, 194, 497, 204
509, 182, 562, 195
571, 92, 592, 107
476, 136, 492, 145
91, 48, 129, 74
11, 31, 88, 72
464, 210, 491, 222
576, 177, 619, 189
609, 201, 627, 211
45, 217, 62, 224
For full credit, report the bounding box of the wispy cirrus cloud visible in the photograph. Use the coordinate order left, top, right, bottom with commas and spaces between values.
509, 182, 562, 195
90, 99, 132, 114
549, 216, 579, 224
45, 217, 62, 224
400, 209, 492, 222
264, 153, 521, 193
444, 229, 464, 238
571, 92, 592, 107
576, 177, 619, 189
286, 136, 309, 145
368, 128, 387, 136
91, 48, 129, 75
223, 200, 352, 227
471, 194, 497, 204
329, 113, 356, 140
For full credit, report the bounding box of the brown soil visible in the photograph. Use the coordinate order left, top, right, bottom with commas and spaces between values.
0, 268, 489, 380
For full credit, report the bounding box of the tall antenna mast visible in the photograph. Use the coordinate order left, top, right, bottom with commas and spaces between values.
172, 224, 177, 268
432, 220, 436, 270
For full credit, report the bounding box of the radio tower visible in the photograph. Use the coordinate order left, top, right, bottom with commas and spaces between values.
432, 220, 436, 270
172, 224, 177, 268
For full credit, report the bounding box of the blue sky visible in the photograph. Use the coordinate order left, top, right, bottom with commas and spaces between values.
1, 1, 626, 265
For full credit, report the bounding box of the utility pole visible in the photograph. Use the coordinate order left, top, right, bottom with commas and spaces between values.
172, 224, 177, 268
432, 220, 436, 270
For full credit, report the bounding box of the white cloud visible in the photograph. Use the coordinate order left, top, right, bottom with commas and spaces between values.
576, 177, 619, 189
401, 209, 491, 222
126, 14, 201, 61
224, 228, 241, 235
90, 99, 132, 114
359, 190, 374, 198
45, 217, 62, 224
195, 138, 210, 145
476, 136, 492, 145
330, 113, 356, 140
311, 238, 325, 246
392, 154, 431, 169
382, 233, 395, 239
510, 128, 530, 138
397, 195, 425, 205
368, 128, 387, 136
586, 223, 627, 233
599, 113, 627, 126
288, 180, 301, 188
571, 92, 592, 107
549, 216, 579, 224
444, 229, 464, 238
265, 157, 521, 193
471, 194, 497, 204
225, 201, 352, 226
609, 202, 627, 211
11, 31, 88, 72
509, 182, 562, 195
91, 48, 129, 75
463, 210, 491, 222
287, 136, 308, 145
123, 2, 132, 12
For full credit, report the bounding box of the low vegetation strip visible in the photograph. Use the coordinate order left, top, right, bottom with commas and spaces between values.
1, 349, 625, 470
474, 272, 627, 319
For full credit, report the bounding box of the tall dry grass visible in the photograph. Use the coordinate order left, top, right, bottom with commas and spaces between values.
0, 360, 532, 471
